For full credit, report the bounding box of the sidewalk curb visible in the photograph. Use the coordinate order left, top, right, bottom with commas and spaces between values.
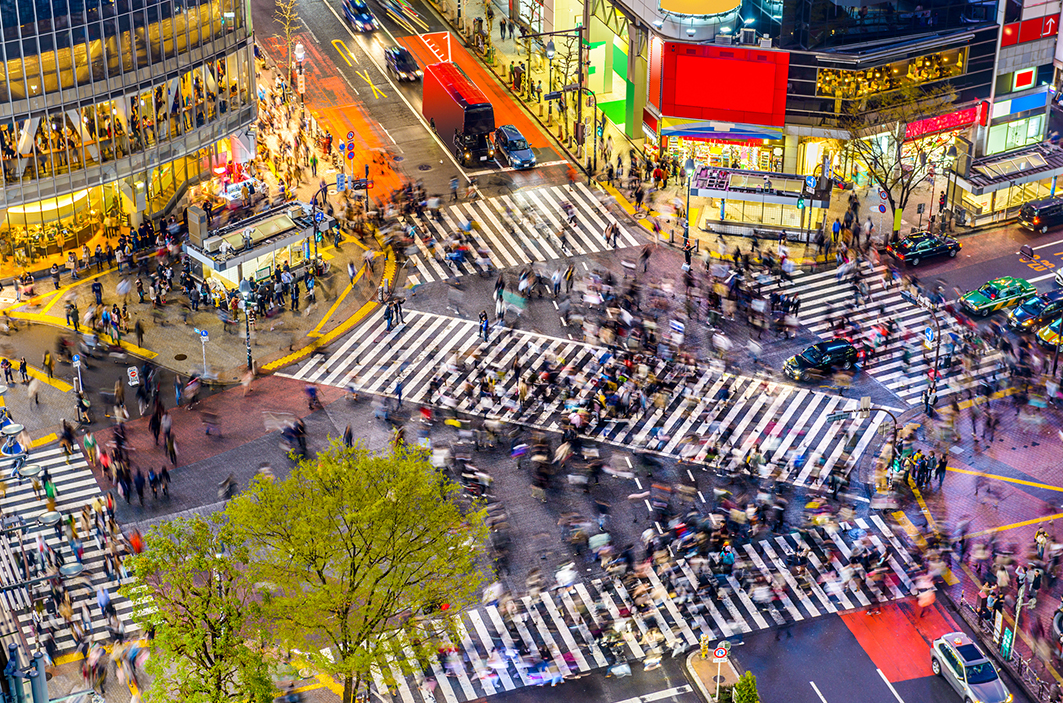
685, 650, 716, 703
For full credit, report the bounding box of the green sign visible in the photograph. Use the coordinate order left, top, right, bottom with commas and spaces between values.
1000, 627, 1013, 660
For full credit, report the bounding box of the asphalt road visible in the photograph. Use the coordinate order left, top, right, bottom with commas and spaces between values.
736, 600, 1034, 703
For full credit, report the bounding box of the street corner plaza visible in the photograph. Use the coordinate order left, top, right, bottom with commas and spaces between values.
764, 261, 1006, 406
397, 183, 641, 288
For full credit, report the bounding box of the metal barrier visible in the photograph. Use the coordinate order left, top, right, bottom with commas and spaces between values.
956, 590, 1058, 701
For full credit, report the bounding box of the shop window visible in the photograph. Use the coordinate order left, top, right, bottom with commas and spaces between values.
986, 114, 1044, 155
816, 48, 966, 100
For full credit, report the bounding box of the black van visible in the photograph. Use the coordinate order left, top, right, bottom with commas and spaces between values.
1019, 198, 1063, 233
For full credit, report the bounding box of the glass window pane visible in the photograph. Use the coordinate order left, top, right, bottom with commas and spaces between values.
119, 14, 134, 72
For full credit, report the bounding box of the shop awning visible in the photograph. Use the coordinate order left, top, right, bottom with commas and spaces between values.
660, 117, 784, 142
958, 144, 1063, 195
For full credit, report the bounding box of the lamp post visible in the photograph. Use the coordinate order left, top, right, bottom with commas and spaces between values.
239, 278, 256, 371
526, 26, 586, 165
294, 42, 306, 103
683, 157, 695, 248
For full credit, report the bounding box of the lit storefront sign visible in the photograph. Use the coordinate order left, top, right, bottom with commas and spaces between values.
659, 0, 740, 15
904, 101, 988, 141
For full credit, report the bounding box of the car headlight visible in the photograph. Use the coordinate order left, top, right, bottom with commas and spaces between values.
489, 149, 495, 156
415, 70, 423, 77
465, 152, 471, 159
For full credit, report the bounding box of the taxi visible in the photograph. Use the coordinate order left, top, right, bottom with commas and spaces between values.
931, 632, 1012, 703
1037, 317, 1062, 349
959, 276, 1036, 316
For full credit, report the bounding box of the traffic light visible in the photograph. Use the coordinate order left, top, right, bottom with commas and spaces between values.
797, 197, 805, 210
939, 192, 946, 210
596, 117, 604, 140
575, 122, 586, 145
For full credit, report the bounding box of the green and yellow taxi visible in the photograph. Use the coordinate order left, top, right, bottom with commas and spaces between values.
1037, 317, 1062, 349
959, 276, 1037, 316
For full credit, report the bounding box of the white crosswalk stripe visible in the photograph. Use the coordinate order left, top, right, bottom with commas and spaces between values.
364, 521, 916, 702
285, 309, 894, 490
0, 447, 139, 655
766, 262, 1005, 404
399, 185, 641, 285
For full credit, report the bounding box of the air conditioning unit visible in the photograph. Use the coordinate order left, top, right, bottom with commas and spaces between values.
714, 34, 733, 45
740, 27, 756, 44
204, 236, 224, 253
760, 36, 773, 48
187, 205, 208, 247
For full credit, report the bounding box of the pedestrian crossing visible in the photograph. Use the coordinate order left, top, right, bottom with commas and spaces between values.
399, 183, 641, 287
365, 517, 918, 703
286, 309, 890, 488
766, 262, 1005, 404
0, 446, 138, 656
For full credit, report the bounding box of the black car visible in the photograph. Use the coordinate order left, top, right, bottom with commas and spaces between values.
384, 46, 422, 81
783, 339, 858, 381
885, 231, 961, 266
343, 0, 378, 31
1019, 197, 1063, 234
493, 124, 536, 169
1007, 289, 1063, 331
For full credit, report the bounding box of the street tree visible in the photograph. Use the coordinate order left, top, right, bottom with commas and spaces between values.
274, 0, 300, 77
225, 441, 491, 703
838, 84, 956, 240
732, 671, 760, 703
122, 516, 274, 703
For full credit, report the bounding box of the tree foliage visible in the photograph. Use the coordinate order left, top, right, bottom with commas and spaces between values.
733, 671, 760, 703
225, 441, 491, 703
838, 84, 956, 236
273, 0, 300, 74
123, 517, 274, 703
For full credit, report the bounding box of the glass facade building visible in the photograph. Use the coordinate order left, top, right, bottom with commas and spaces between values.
0, 0, 255, 269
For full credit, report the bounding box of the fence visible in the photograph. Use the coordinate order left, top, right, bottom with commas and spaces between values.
956, 590, 1060, 701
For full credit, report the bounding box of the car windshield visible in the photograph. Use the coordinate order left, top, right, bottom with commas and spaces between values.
509, 138, 529, 150
964, 662, 998, 684
395, 53, 417, 70
800, 349, 823, 364
979, 284, 1001, 298
1021, 298, 1046, 313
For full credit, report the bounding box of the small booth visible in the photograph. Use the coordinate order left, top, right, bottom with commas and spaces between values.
950, 144, 1063, 228
689, 166, 832, 241
183, 201, 335, 289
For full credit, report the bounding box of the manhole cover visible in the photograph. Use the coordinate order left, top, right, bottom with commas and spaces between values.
394, 155, 404, 162
174, 354, 188, 361
417, 164, 432, 171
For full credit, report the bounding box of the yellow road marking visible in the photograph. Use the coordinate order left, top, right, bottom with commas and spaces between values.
355, 69, 387, 99
3, 360, 75, 393
895, 480, 960, 586
31, 433, 56, 447
966, 511, 1063, 539
946, 465, 1063, 493
5, 267, 117, 314
307, 266, 366, 337
332, 39, 357, 66
263, 251, 396, 371
8, 311, 157, 360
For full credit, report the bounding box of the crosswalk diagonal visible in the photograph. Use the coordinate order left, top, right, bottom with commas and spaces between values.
364, 520, 917, 703
765, 262, 1005, 404
399, 185, 641, 286
284, 309, 896, 491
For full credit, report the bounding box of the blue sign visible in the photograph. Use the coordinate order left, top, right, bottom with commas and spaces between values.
347, 151, 356, 160
805, 175, 817, 189
315, 212, 324, 222
337, 173, 347, 191
72, 354, 80, 365
347, 130, 355, 141
925, 327, 935, 343
339, 142, 347, 151
878, 203, 887, 213
200, 329, 209, 341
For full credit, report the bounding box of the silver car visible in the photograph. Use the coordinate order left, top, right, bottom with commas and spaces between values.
931, 632, 1012, 703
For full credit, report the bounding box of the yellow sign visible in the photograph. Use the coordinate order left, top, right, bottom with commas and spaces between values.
659, 0, 740, 15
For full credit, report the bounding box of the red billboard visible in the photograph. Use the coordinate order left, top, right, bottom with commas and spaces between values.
660, 43, 789, 126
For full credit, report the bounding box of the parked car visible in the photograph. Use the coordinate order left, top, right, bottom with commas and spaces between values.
1019, 197, 1063, 234
930, 632, 1012, 703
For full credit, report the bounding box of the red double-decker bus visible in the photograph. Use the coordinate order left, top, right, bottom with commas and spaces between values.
422, 62, 495, 166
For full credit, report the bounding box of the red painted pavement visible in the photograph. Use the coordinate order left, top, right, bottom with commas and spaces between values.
399, 32, 555, 152
840, 601, 961, 682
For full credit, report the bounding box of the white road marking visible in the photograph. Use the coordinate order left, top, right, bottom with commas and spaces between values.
877, 668, 907, 703
810, 681, 829, 703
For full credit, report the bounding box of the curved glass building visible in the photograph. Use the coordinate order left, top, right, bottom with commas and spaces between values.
0, 0, 256, 269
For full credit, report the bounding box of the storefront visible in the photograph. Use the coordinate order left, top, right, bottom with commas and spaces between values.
688, 167, 831, 238
953, 145, 1063, 226
185, 203, 335, 289
654, 136, 785, 172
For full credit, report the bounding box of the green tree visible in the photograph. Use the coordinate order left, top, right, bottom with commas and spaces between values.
838, 83, 956, 239
732, 671, 760, 703
225, 442, 491, 703
123, 516, 274, 703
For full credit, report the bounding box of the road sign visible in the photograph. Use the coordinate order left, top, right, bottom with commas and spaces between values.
544, 91, 563, 101
805, 175, 817, 189
337, 173, 347, 192
713, 647, 728, 662
127, 367, 140, 387
827, 412, 850, 422
347, 130, 355, 140
879, 189, 888, 200
72, 354, 81, 369
347, 150, 355, 160
925, 327, 935, 343
878, 203, 887, 213
200, 329, 209, 341
1001, 627, 1014, 660
339, 142, 347, 151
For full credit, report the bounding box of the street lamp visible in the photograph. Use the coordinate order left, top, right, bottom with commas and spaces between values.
683, 157, 695, 248
239, 278, 256, 371
295, 43, 306, 103
545, 40, 555, 60
944, 144, 959, 231
524, 26, 587, 166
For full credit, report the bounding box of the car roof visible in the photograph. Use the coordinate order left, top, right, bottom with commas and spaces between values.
497, 124, 523, 139
1037, 289, 1063, 304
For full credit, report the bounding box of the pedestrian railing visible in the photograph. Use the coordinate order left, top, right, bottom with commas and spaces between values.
957, 590, 1059, 701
